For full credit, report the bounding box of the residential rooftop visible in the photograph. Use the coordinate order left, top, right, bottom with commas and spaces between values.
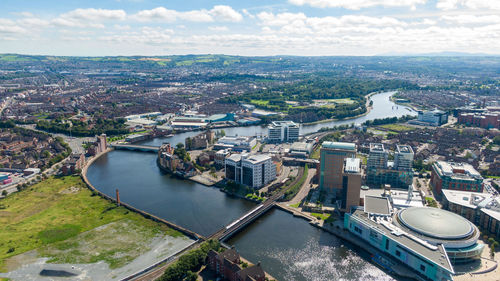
370, 143, 385, 152
397, 145, 414, 154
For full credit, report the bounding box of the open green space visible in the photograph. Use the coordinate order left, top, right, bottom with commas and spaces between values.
311, 213, 331, 221
0, 175, 182, 271
379, 124, 415, 132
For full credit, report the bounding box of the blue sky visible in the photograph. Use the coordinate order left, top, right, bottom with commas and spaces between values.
1, 0, 499, 56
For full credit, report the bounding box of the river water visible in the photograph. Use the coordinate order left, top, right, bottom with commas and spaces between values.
86, 91, 414, 280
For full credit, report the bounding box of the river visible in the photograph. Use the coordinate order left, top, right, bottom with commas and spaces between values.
86, 91, 414, 280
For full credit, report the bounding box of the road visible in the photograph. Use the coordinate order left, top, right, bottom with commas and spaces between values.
287, 168, 316, 205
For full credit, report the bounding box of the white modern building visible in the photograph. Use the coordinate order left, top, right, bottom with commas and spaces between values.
368, 143, 388, 169
225, 153, 276, 188
267, 121, 300, 142
215, 136, 257, 152
412, 109, 448, 126
394, 145, 414, 171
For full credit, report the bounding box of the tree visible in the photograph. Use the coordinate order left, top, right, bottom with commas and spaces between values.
184, 271, 197, 281
1, 190, 7, 197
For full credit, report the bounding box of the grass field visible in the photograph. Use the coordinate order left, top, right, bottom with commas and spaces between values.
0, 175, 181, 272
379, 124, 415, 132
311, 213, 331, 220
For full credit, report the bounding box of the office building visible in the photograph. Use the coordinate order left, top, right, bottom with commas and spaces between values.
288, 142, 314, 158
225, 153, 276, 189
367, 144, 414, 189
267, 121, 300, 142
319, 141, 356, 191
410, 109, 448, 126
215, 136, 257, 152
345, 197, 484, 281
431, 161, 483, 195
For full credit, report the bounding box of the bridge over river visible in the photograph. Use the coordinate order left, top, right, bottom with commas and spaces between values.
110, 143, 160, 153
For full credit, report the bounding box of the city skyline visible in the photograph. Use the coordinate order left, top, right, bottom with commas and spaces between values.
1, 0, 500, 56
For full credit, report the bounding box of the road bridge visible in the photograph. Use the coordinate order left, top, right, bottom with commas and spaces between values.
111, 143, 160, 153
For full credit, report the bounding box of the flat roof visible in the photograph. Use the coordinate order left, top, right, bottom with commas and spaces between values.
351, 209, 454, 274
322, 141, 356, 151
344, 158, 360, 173
364, 195, 391, 215
397, 145, 414, 154
370, 143, 385, 152
434, 161, 482, 180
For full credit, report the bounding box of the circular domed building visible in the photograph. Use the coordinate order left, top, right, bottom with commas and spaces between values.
395, 207, 483, 263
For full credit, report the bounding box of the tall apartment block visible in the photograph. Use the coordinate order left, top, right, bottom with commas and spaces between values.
395, 145, 414, 171
267, 121, 300, 142
366, 143, 414, 189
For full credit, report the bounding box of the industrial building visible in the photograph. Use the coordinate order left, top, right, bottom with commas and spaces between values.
366, 144, 414, 189
431, 161, 484, 195
225, 153, 276, 189
409, 109, 448, 126
288, 142, 314, 158
345, 197, 484, 281
267, 121, 300, 143
441, 189, 500, 239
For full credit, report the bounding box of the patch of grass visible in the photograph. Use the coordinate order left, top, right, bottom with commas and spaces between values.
289, 203, 300, 208
250, 99, 269, 106
38, 224, 81, 244
311, 213, 330, 220
425, 197, 438, 208
310, 147, 320, 160
379, 124, 414, 132
0, 175, 183, 272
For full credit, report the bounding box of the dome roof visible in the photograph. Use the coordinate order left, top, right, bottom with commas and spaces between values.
398, 207, 474, 240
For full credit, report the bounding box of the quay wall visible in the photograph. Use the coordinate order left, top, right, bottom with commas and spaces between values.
81, 148, 205, 241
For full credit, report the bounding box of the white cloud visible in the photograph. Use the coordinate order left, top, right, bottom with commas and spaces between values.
288, 0, 427, 10
437, 0, 500, 10
0, 19, 26, 34
133, 5, 242, 23
100, 27, 175, 44
62, 8, 126, 21
441, 14, 500, 24
51, 8, 126, 28
208, 26, 229, 32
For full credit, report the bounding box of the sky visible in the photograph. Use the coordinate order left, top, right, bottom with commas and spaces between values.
0, 0, 499, 56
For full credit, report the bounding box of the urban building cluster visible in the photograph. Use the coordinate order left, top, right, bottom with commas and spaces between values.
457, 107, 500, 129
0, 128, 69, 170
366, 143, 414, 189
157, 143, 197, 178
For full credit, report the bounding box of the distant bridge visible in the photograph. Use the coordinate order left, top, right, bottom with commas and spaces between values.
111, 144, 160, 153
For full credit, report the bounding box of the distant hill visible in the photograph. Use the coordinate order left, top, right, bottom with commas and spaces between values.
377, 51, 499, 57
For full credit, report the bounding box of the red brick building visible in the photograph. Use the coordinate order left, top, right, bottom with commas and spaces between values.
207, 248, 265, 281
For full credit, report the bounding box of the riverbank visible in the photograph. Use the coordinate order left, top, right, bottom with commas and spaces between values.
82, 149, 204, 240
0, 175, 194, 281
